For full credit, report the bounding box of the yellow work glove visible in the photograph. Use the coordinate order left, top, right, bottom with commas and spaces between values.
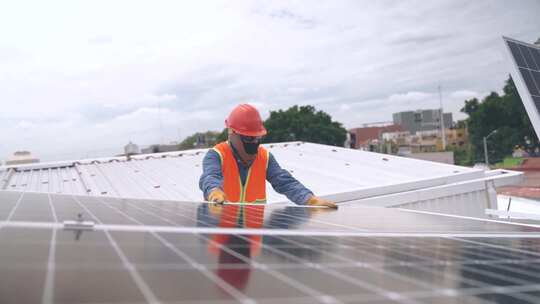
307, 196, 338, 209
208, 188, 226, 204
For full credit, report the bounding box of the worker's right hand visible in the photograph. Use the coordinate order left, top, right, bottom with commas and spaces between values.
208, 188, 226, 204
307, 196, 338, 209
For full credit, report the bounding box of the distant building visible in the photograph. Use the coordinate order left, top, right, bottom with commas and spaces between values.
445, 127, 468, 148
5, 151, 40, 166
393, 109, 452, 134
141, 143, 180, 154
410, 129, 440, 153
124, 142, 140, 155
381, 131, 411, 147
348, 124, 403, 150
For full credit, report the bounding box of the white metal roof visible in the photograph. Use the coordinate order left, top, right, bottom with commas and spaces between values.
0, 142, 522, 206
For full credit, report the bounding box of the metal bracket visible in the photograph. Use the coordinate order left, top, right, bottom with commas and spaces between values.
63, 213, 95, 231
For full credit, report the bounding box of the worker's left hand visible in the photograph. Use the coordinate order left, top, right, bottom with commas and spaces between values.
307, 196, 338, 209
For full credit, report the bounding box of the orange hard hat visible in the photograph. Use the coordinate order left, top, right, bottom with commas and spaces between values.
225, 104, 267, 137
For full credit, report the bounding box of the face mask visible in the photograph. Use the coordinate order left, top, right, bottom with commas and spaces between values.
242, 141, 260, 155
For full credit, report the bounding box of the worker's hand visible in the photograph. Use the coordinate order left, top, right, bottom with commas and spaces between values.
307, 196, 338, 209
208, 188, 226, 204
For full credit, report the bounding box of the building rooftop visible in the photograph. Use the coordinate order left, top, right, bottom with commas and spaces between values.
0, 142, 519, 208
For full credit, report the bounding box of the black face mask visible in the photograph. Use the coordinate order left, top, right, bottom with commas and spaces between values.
242, 141, 260, 155
237, 134, 262, 155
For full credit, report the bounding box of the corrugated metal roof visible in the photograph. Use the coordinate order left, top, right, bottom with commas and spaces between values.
0, 142, 521, 205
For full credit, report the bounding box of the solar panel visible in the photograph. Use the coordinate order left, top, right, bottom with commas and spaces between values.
2, 191, 540, 303
503, 37, 540, 139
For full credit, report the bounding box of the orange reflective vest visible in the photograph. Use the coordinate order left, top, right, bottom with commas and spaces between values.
212, 141, 269, 204
209, 142, 268, 256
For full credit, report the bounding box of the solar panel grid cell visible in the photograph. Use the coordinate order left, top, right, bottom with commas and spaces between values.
1, 192, 540, 303
519, 44, 539, 70
531, 70, 540, 96
533, 48, 540, 69
520, 68, 540, 96
508, 41, 527, 68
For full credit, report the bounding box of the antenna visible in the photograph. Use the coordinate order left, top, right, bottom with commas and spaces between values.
158, 100, 164, 145
438, 85, 447, 150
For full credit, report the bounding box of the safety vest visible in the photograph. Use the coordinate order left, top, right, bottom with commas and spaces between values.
209, 142, 268, 256
212, 141, 269, 204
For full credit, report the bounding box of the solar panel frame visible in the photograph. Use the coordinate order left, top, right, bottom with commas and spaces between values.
503, 36, 540, 139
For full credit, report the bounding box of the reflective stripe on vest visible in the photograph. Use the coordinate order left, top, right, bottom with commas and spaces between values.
212, 142, 269, 204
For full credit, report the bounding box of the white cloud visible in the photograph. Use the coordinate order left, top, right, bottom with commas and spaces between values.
0, 0, 539, 160
388, 92, 435, 104
450, 90, 482, 100
14, 120, 35, 130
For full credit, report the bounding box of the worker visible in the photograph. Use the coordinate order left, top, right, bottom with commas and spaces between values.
199, 103, 337, 209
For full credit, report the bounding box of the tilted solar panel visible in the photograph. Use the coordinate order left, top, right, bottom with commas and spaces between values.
1, 191, 540, 303
503, 37, 540, 139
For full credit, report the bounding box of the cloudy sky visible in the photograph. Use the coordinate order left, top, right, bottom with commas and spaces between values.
1, 0, 539, 161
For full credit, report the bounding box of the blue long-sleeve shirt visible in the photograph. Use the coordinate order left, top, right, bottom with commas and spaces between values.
199, 144, 313, 205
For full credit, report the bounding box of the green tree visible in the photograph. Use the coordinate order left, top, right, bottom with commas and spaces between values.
461, 98, 479, 116
461, 76, 538, 163
216, 128, 228, 143
262, 105, 347, 146
178, 131, 222, 150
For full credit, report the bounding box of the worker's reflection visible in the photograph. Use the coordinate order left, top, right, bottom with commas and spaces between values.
196, 203, 333, 290
213, 234, 252, 290
197, 203, 265, 291
264, 206, 327, 260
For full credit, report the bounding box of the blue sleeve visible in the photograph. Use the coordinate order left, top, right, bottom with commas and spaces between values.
266, 153, 313, 205
199, 149, 223, 200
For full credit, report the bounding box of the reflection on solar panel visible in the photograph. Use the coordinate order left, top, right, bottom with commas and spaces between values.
503, 36, 540, 139
2, 191, 540, 303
